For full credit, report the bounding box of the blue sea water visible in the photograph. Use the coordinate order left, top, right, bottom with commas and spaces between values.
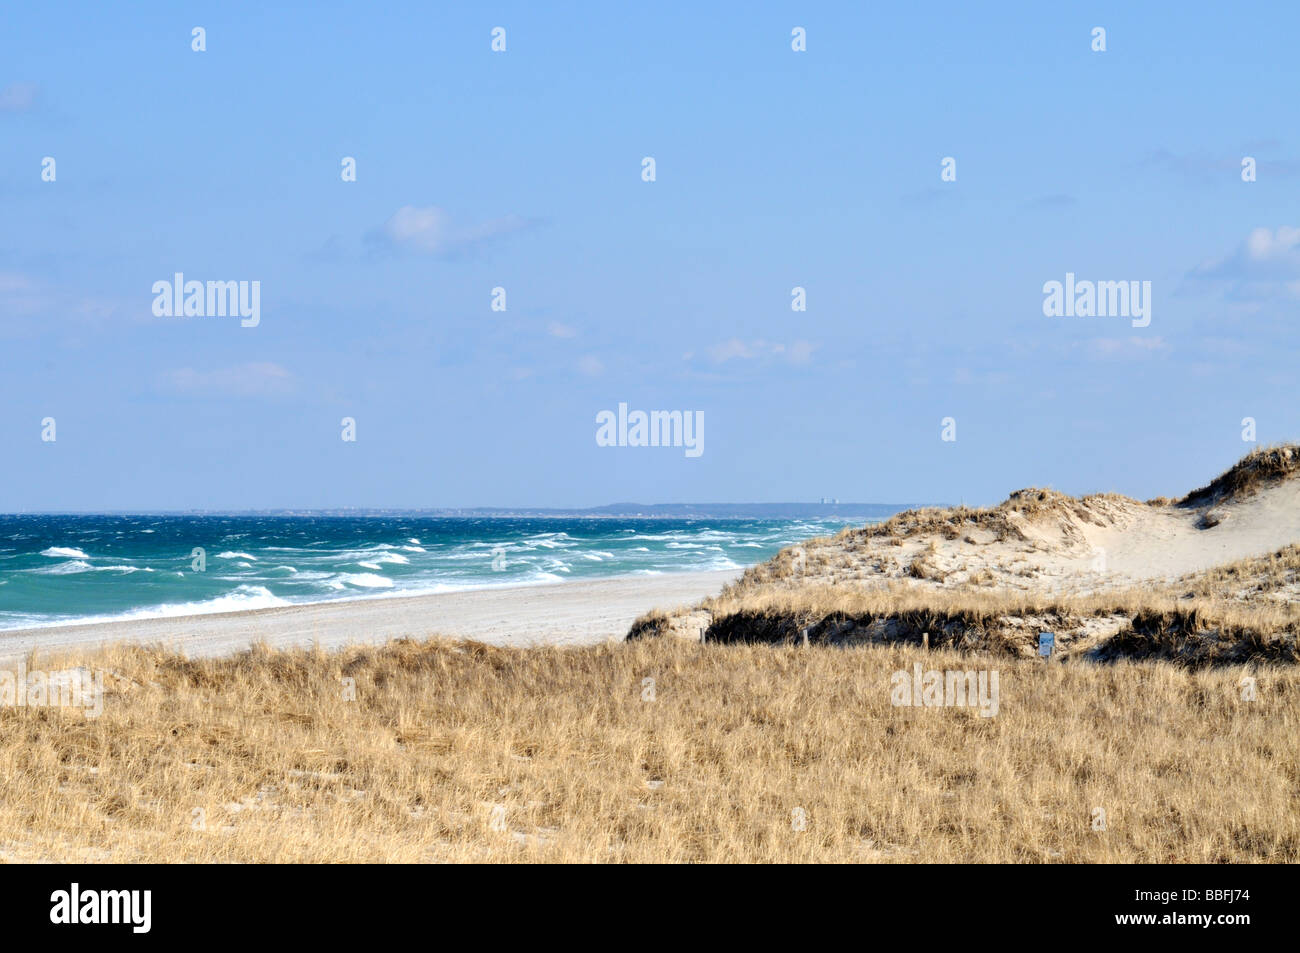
0, 515, 880, 631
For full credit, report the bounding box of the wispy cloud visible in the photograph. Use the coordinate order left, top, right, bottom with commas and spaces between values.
1143, 148, 1300, 181
1024, 193, 1076, 209
0, 82, 39, 113
367, 205, 534, 257
1189, 226, 1300, 301
1086, 336, 1168, 359
900, 187, 960, 207
0, 272, 42, 332
157, 362, 295, 398
0, 271, 120, 338
0, 272, 35, 294
705, 338, 816, 365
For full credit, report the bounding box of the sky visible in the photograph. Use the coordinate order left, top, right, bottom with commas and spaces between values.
2, 1, 1298, 510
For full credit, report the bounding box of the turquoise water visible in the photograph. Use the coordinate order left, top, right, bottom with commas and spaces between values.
0, 514, 888, 631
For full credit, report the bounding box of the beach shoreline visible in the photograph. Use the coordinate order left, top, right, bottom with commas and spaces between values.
0, 569, 740, 664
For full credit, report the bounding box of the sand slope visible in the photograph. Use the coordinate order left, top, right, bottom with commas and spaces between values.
634, 448, 1300, 663
744, 458, 1300, 598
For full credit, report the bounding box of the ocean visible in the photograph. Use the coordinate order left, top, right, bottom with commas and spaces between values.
0, 514, 884, 631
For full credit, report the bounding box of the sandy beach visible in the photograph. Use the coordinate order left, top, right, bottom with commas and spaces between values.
0, 570, 739, 665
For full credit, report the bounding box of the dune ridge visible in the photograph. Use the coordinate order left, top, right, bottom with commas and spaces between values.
632, 446, 1300, 665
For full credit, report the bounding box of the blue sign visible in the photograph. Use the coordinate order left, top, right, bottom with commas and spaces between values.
1038, 632, 1054, 657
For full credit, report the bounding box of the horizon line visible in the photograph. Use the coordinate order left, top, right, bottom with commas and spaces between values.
0, 501, 946, 518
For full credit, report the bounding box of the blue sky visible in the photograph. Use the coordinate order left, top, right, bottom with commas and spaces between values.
2, 1, 1298, 510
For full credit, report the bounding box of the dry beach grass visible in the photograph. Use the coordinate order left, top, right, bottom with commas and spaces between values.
1, 636, 1296, 863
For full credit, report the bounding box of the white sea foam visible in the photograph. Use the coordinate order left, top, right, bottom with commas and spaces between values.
333, 573, 394, 589
141, 585, 288, 616
38, 560, 152, 575
216, 551, 257, 560
41, 546, 89, 559
706, 557, 742, 570
36, 559, 93, 574
4, 585, 291, 630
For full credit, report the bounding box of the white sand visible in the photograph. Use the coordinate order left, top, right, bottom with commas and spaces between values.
998, 479, 1300, 590
0, 571, 740, 664
779, 478, 1300, 596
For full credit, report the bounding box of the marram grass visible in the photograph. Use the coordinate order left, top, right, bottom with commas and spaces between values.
1, 636, 1295, 863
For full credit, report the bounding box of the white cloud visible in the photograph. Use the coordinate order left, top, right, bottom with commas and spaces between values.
1188, 226, 1300, 303
1243, 225, 1300, 269
1087, 337, 1168, 358
706, 338, 817, 365
1192, 226, 1300, 282
0, 271, 121, 338
709, 338, 759, 362
381, 206, 453, 251
547, 321, 577, 338
0, 272, 34, 293
158, 362, 295, 398
0, 82, 39, 112
786, 340, 815, 364
577, 354, 604, 376
369, 205, 532, 256
1144, 148, 1300, 181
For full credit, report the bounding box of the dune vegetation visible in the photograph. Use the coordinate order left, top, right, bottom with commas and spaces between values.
1, 635, 1296, 863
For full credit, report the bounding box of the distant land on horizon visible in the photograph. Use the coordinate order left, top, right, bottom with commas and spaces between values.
7, 503, 943, 520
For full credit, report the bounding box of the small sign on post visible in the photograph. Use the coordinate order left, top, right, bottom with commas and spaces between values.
1038, 632, 1055, 659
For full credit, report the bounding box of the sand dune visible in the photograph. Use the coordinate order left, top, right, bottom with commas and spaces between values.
636, 447, 1300, 664
738, 446, 1300, 597
873, 478, 1300, 594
